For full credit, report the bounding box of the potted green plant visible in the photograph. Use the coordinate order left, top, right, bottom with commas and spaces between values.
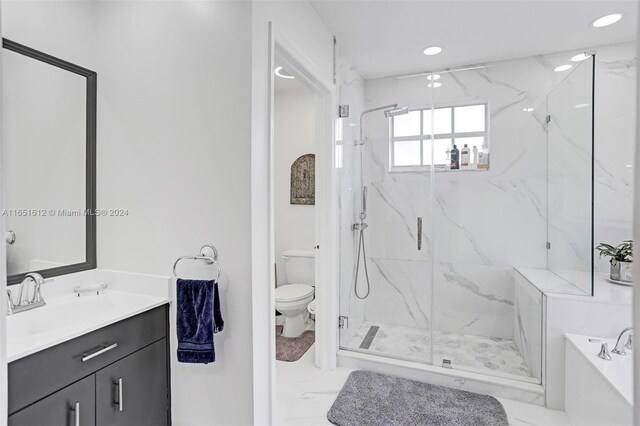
596, 240, 633, 283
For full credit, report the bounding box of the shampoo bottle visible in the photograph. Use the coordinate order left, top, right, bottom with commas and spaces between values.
472, 146, 478, 168
445, 147, 451, 170
450, 145, 459, 170
461, 144, 470, 169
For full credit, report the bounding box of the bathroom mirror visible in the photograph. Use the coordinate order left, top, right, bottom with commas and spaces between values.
1, 39, 96, 285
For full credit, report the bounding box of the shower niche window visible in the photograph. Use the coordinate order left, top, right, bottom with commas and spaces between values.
390, 103, 490, 171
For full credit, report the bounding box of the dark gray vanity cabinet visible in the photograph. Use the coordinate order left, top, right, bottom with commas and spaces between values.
96, 339, 167, 426
8, 305, 171, 426
8, 375, 96, 426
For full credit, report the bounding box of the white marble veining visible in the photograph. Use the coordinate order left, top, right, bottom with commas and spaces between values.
513, 271, 543, 383
276, 344, 569, 425
346, 322, 533, 381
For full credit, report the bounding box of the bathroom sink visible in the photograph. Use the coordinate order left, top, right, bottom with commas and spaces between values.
7, 298, 117, 340
6, 290, 169, 362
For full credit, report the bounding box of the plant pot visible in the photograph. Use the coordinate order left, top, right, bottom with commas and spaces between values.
610, 259, 633, 283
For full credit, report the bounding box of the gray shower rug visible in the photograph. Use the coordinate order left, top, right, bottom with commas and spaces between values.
276, 325, 315, 362
327, 370, 509, 426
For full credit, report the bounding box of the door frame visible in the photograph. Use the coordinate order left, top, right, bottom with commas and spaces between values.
251, 23, 338, 424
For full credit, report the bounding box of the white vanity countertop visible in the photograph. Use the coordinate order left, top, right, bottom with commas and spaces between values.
565, 333, 633, 405
6, 290, 170, 363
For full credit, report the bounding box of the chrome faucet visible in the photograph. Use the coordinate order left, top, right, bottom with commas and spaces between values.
6, 273, 46, 315
612, 327, 633, 355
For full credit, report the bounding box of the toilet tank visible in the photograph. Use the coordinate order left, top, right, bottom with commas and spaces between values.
283, 249, 316, 285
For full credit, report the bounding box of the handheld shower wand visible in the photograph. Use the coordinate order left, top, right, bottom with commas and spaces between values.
353, 104, 409, 300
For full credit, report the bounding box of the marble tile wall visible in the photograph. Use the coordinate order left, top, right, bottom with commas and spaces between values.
513, 270, 543, 383
337, 41, 636, 355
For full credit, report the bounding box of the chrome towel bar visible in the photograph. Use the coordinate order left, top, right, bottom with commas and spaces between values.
173, 244, 221, 281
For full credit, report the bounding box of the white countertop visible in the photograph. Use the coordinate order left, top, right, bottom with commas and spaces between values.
7, 290, 169, 363
565, 333, 633, 406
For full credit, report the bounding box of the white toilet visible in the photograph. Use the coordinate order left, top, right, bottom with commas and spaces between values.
275, 249, 316, 338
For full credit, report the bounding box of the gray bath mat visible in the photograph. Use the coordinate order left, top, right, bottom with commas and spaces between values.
327, 370, 508, 426
276, 325, 314, 362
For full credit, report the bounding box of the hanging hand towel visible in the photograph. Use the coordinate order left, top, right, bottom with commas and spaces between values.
176, 279, 224, 364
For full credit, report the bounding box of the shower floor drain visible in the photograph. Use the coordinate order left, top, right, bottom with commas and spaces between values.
359, 326, 380, 350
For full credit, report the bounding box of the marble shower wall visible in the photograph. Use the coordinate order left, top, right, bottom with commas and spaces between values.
513, 271, 543, 383
349, 42, 636, 341
593, 43, 636, 273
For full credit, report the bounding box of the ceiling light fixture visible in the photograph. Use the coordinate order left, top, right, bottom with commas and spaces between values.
428, 82, 442, 88
592, 13, 622, 28
274, 66, 295, 79
575, 103, 590, 109
554, 65, 572, 72
423, 46, 443, 56
427, 74, 441, 81
523, 108, 534, 112
571, 53, 591, 62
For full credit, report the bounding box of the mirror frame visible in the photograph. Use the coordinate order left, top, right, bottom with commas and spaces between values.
3, 38, 97, 285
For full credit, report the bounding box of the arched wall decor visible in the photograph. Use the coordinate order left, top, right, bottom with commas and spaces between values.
290, 153, 315, 205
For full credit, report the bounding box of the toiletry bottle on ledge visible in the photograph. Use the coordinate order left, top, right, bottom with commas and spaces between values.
460, 144, 470, 169
450, 144, 459, 169
445, 147, 451, 170
472, 145, 478, 168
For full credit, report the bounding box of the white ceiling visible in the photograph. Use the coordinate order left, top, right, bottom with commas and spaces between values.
310, 0, 638, 79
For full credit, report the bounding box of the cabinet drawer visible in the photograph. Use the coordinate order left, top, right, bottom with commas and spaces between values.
9, 305, 168, 415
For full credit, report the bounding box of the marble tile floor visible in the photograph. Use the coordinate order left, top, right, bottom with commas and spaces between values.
275, 345, 571, 425
346, 322, 533, 380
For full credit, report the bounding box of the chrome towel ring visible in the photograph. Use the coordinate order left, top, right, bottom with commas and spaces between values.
173, 244, 221, 281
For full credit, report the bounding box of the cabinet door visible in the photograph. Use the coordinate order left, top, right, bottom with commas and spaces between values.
8, 375, 95, 426
96, 339, 168, 426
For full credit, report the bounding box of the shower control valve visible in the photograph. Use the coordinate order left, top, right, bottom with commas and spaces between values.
352, 222, 368, 231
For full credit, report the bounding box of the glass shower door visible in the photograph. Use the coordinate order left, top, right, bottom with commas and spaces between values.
337, 76, 433, 365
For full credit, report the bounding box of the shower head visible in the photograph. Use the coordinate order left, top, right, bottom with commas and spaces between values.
384, 106, 410, 118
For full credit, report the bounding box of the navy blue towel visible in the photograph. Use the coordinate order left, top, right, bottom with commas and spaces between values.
176, 279, 224, 364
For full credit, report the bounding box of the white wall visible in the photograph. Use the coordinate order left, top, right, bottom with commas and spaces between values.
93, 2, 254, 425
274, 87, 316, 286
0, 3, 7, 422
251, 2, 335, 423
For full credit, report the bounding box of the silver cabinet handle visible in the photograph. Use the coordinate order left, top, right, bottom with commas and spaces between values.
81, 343, 118, 362
71, 402, 80, 426
417, 217, 423, 250
113, 378, 123, 412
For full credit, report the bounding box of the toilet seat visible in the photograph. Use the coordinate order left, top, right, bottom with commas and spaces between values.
275, 284, 314, 302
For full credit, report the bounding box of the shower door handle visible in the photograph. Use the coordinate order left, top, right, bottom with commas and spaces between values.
417, 217, 423, 250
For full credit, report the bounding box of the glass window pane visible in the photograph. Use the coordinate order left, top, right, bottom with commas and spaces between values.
423, 138, 452, 166
424, 107, 452, 135
393, 140, 421, 166
454, 104, 485, 133
393, 111, 420, 137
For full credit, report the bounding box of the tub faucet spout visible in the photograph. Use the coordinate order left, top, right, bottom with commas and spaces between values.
613, 327, 633, 355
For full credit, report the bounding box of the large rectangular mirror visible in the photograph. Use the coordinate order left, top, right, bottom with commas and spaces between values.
2, 39, 96, 285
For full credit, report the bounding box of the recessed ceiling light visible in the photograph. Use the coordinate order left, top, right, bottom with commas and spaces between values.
575, 103, 590, 109
554, 65, 572, 72
427, 74, 441, 81
523, 108, 534, 112
423, 46, 442, 56
274, 66, 295, 79
571, 53, 591, 62
428, 82, 442, 88
592, 13, 622, 28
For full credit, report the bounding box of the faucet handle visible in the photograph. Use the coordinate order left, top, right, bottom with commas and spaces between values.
6, 289, 15, 315
589, 339, 612, 360
625, 334, 633, 350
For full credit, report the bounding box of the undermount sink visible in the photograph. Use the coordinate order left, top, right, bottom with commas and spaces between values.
7, 297, 117, 339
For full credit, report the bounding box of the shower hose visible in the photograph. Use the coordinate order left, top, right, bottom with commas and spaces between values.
354, 227, 371, 299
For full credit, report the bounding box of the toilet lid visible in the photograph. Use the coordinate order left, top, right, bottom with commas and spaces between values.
275, 284, 314, 302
